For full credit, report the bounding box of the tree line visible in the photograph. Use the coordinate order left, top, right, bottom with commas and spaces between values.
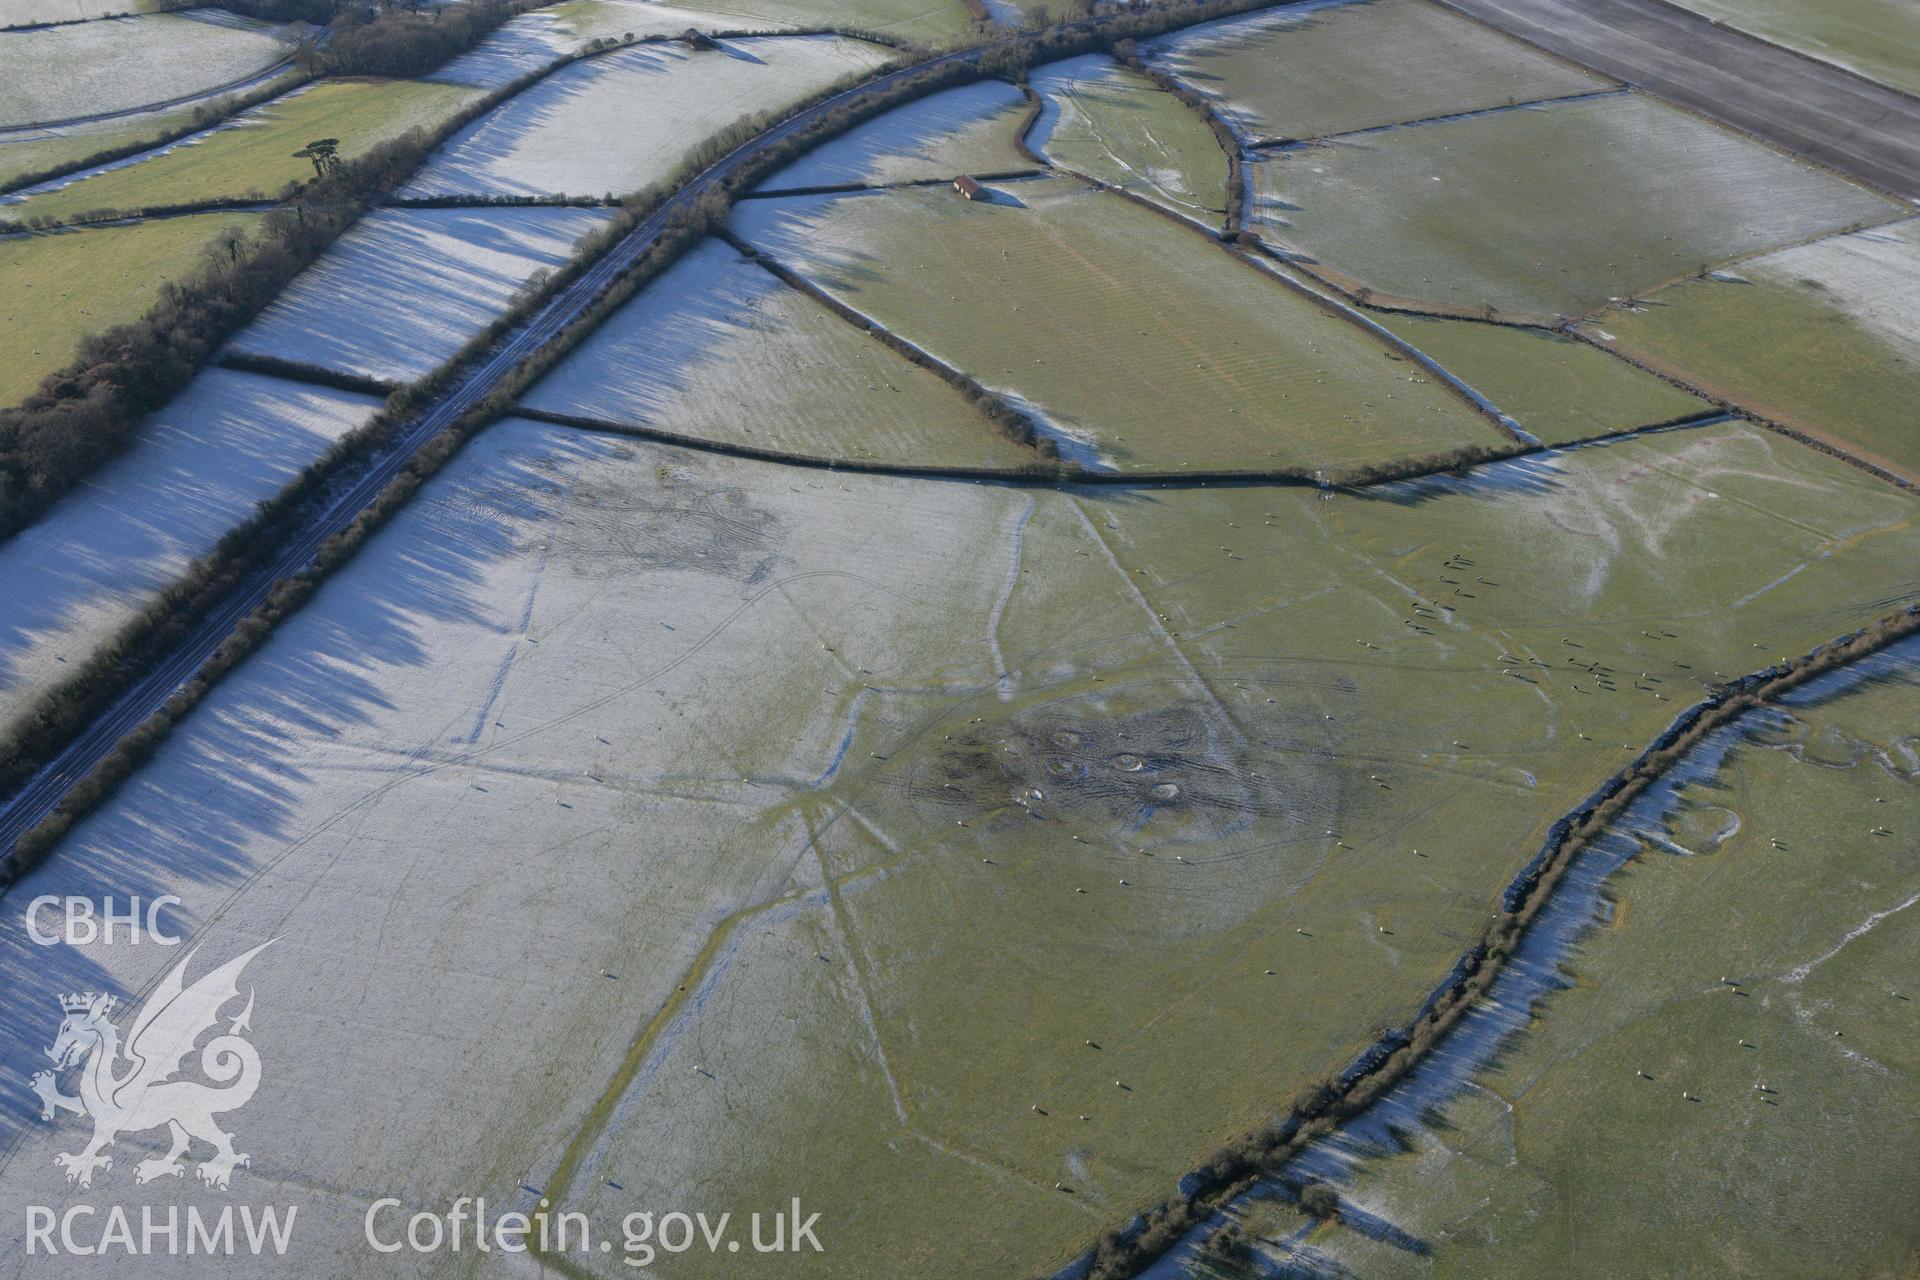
176, 0, 533, 78
0, 1, 536, 542
304, 0, 530, 79
0, 148, 397, 540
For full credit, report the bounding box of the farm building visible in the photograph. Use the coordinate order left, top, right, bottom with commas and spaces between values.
953, 174, 984, 200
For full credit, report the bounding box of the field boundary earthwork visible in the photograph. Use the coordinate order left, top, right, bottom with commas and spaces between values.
1062, 600, 1920, 1279
0, 0, 1334, 877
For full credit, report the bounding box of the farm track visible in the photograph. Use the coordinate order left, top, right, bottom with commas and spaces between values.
1436, 0, 1920, 200
0, 34, 1032, 859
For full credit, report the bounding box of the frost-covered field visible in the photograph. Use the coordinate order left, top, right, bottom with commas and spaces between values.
521, 236, 1040, 466
1741, 219, 1920, 362
0, 369, 379, 734
0, 99, 209, 189
1276, 659, 1920, 1280
404, 35, 893, 199
0, 10, 296, 128
425, 0, 793, 92
1028, 54, 1226, 222
423, 8, 574, 90
1, 0, 158, 25
756, 77, 1029, 190
1148, 0, 1609, 141
551, 0, 745, 43
423, 2, 732, 91
1254, 92, 1904, 322
0, 83, 322, 210
2, 420, 1915, 1278
226, 206, 613, 384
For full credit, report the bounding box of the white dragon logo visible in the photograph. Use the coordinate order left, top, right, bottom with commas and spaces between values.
29, 942, 269, 1192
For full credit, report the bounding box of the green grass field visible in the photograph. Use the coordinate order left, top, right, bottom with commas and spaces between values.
2, 130, 165, 195
1030, 54, 1228, 223
993, 0, 1058, 22
535, 420, 1920, 1277
0, 211, 260, 406
7, 78, 480, 223
1284, 657, 1920, 1279
1665, 0, 1920, 96
1381, 314, 1711, 446
1254, 92, 1902, 324
1586, 219, 1920, 484
732, 176, 1509, 473
1149, 0, 1610, 140
0, 102, 209, 192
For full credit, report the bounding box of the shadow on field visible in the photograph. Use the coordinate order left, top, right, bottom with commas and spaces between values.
0, 371, 379, 701
760, 80, 1026, 190
1146, 0, 1353, 91
728, 188, 898, 298
1249, 180, 1303, 216
522, 236, 791, 425
410, 43, 686, 197
231, 205, 609, 383
1350, 452, 1565, 506
1326, 1200, 1433, 1257
0, 427, 621, 1134
1244, 171, 1309, 248
427, 12, 569, 90
1025, 52, 1146, 162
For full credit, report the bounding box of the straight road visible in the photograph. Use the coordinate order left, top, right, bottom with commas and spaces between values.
0, 36, 1010, 859
1439, 0, 1920, 200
